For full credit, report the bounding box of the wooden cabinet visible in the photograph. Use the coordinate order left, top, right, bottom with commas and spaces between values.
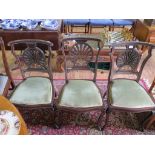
0, 20, 63, 50
133, 19, 155, 43
0, 30, 62, 50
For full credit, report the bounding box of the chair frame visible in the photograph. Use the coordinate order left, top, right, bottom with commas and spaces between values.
7, 39, 55, 110
103, 41, 155, 131
54, 37, 105, 130
0, 37, 15, 96
143, 77, 155, 128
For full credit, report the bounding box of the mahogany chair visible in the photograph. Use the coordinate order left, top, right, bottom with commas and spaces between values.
7, 39, 56, 114
0, 37, 15, 97
103, 41, 155, 131
54, 37, 105, 130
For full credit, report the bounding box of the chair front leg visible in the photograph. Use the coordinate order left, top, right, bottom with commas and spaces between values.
142, 111, 155, 130
53, 106, 63, 129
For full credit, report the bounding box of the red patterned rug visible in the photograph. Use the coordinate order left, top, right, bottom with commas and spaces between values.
17, 79, 155, 135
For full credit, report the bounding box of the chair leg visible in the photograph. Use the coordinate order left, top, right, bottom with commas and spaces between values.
96, 108, 109, 131
87, 24, 89, 33
111, 26, 114, 31
96, 110, 105, 131
90, 26, 92, 33
64, 25, 68, 33
71, 25, 73, 33
10, 81, 15, 89
109, 26, 111, 31
85, 25, 87, 33
142, 111, 155, 129
68, 25, 70, 33
102, 108, 110, 130
53, 107, 62, 129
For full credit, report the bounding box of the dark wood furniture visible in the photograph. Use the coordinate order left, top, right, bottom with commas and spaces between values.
103, 41, 155, 131
144, 78, 155, 128
0, 37, 14, 96
7, 39, 56, 118
56, 32, 134, 72
54, 37, 105, 130
0, 30, 61, 50
133, 19, 155, 43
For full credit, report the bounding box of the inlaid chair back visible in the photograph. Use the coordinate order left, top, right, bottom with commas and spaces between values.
7, 39, 55, 110
8, 39, 53, 80
62, 37, 103, 82
109, 41, 155, 82
103, 41, 155, 131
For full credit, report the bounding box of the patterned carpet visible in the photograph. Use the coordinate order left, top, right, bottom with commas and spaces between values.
17, 79, 155, 135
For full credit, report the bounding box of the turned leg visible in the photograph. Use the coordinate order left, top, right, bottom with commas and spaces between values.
96, 110, 105, 131
53, 106, 63, 129
143, 112, 155, 129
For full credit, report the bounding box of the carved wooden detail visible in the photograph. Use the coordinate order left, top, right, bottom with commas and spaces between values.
116, 48, 141, 71
8, 39, 53, 79
67, 42, 94, 69
22, 45, 47, 71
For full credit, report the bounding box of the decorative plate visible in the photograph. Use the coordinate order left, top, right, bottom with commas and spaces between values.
40, 19, 59, 30
0, 19, 20, 30
20, 19, 38, 30
0, 110, 20, 135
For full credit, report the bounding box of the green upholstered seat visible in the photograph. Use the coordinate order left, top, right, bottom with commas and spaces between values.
58, 80, 103, 108
10, 77, 52, 105
110, 79, 155, 108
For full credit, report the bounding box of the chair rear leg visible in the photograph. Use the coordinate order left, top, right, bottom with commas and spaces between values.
96, 110, 105, 131
102, 108, 110, 130
96, 108, 110, 131
90, 26, 92, 33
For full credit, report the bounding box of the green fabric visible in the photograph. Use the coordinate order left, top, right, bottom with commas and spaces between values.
110, 79, 155, 108
58, 80, 103, 108
88, 62, 110, 70
10, 77, 52, 105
